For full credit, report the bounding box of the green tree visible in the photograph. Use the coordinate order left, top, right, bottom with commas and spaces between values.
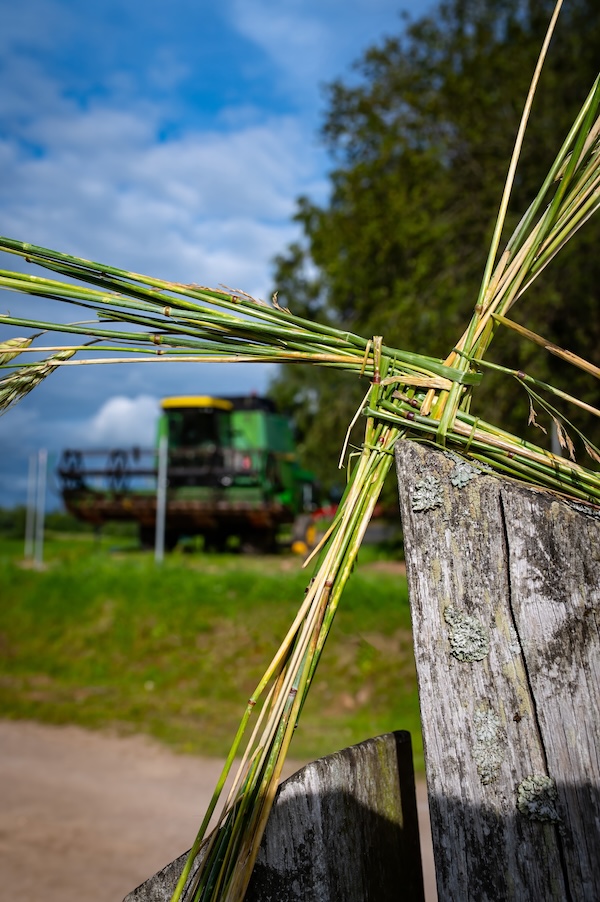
270, 0, 600, 491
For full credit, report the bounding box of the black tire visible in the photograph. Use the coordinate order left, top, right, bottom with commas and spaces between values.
291, 514, 317, 552
240, 530, 278, 555
139, 525, 179, 552
139, 524, 155, 549
164, 530, 179, 552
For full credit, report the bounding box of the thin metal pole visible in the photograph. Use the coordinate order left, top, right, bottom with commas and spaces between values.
24, 452, 37, 560
34, 448, 47, 569
155, 434, 168, 564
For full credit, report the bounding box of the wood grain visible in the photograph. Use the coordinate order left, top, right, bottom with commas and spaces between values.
125, 731, 425, 902
395, 440, 600, 901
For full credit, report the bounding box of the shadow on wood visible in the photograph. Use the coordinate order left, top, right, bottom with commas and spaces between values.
395, 440, 600, 901
124, 731, 425, 902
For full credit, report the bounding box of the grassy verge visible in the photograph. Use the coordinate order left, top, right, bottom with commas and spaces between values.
0, 534, 423, 769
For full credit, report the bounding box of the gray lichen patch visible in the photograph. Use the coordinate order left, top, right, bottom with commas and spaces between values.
411, 475, 443, 512
472, 706, 504, 784
517, 775, 562, 823
444, 452, 487, 488
444, 606, 490, 662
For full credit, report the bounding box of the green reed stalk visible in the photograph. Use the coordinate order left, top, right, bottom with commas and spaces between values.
0, 12, 599, 898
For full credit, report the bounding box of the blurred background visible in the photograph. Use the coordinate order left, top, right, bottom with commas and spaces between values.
2, 0, 598, 519
0, 0, 431, 510
1, 4, 598, 898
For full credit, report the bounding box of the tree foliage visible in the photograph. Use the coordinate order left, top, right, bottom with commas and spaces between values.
269, 0, 600, 491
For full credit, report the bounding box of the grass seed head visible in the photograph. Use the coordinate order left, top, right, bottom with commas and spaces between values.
0, 348, 75, 413
0, 336, 34, 365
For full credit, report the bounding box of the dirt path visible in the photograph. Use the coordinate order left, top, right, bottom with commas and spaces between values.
0, 719, 436, 901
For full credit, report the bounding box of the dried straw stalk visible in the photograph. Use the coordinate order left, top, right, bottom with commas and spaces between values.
0, 5, 599, 899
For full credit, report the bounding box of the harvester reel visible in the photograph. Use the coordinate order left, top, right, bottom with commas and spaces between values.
59, 449, 86, 491
107, 449, 129, 493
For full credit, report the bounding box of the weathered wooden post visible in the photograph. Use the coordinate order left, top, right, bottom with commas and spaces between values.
395, 440, 600, 900
125, 731, 425, 902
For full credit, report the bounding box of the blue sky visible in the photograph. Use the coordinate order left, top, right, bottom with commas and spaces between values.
0, 0, 432, 508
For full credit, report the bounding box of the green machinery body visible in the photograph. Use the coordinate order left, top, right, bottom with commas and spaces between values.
58, 395, 315, 550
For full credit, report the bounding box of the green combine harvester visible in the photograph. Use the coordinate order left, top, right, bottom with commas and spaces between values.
58, 395, 316, 552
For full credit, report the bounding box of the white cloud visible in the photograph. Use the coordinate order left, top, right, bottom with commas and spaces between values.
230, 1, 328, 87
226, 0, 411, 98
0, 0, 429, 510
1, 67, 327, 297
80, 394, 160, 447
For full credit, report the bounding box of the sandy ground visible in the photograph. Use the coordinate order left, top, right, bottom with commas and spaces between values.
0, 719, 437, 901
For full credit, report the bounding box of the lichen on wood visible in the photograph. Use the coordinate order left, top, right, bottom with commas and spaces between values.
517, 775, 561, 823
411, 475, 443, 512
444, 451, 490, 488
396, 440, 600, 900
444, 605, 490, 662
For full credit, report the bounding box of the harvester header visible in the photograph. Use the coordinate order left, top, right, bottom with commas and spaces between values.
58, 394, 316, 552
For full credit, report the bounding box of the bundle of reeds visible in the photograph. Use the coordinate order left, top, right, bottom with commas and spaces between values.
0, 3, 598, 899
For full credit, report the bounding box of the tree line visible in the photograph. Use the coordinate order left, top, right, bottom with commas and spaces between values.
269, 0, 600, 492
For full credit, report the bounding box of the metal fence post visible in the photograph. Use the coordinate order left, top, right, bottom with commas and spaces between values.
34, 448, 47, 569
24, 452, 37, 560
155, 434, 168, 564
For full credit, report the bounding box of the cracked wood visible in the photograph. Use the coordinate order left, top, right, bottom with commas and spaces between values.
395, 441, 600, 902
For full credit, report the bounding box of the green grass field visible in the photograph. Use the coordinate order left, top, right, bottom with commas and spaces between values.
0, 533, 423, 768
